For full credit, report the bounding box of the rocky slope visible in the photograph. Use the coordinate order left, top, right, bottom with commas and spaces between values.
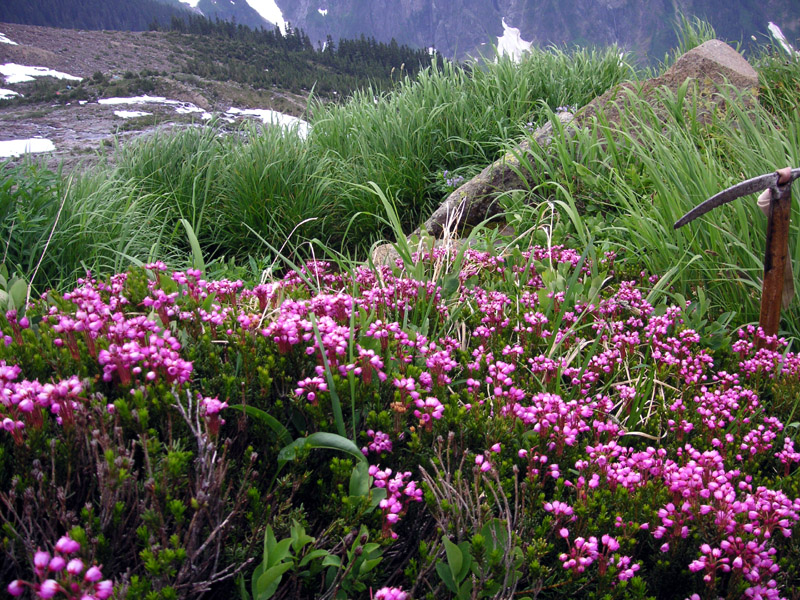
0, 23, 308, 170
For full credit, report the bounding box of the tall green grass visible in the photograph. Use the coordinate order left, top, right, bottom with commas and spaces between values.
510, 75, 800, 337
1, 45, 631, 290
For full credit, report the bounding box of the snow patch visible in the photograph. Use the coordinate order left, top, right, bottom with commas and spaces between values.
496, 18, 532, 63
114, 110, 152, 119
0, 88, 21, 100
177, 0, 200, 7
225, 107, 309, 138
318, 8, 328, 17
0, 138, 55, 158
1, 63, 82, 85
98, 95, 212, 119
244, 0, 286, 29
0, 33, 18, 45
768, 22, 799, 56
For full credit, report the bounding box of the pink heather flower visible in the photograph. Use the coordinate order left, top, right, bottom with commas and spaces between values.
48, 556, 66, 572
200, 396, 228, 416
38, 579, 60, 598
55, 535, 80, 554
559, 528, 570, 538
34, 550, 50, 571
95, 580, 114, 599
84, 566, 103, 583
7, 580, 24, 596
67, 558, 84, 575
490, 443, 501, 453
374, 586, 408, 600
475, 454, 492, 472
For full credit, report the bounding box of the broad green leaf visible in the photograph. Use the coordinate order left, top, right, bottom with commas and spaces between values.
228, 405, 291, 445
442, 536, 463, 582
290, 520, 314, 554
254, 562, 293, 600
201, 292, 217, 313
321, 554, 341, 568
179, 218, 205, 274
436, 560, 457, 592
236, 573, 251, 600
456, 541, 473, 582
368, 487, 387, 512
267, 538, 292, 569
349, 460, 370, 498
457, 577, 473, 600
9, 278, 27, 311
279, 432, 367, 466
359, 556, 382, 574
298, 549, 329, 568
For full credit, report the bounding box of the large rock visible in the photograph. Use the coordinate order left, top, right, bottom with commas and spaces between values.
577, 38, 758, 125
415, 39, 758, 239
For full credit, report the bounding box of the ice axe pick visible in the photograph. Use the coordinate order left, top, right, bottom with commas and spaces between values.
674, 167, 800, 341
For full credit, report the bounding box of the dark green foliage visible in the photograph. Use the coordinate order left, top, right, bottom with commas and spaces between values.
170, 15, 437, 99
0, 0, 190, 31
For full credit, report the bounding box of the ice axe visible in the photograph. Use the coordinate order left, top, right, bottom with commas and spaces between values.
674, 167, 800, 342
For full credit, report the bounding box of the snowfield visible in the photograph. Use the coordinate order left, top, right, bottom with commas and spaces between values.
0, 138, 56, 158
0, 33, 18, 45
0, 63, 82, 85
114, 110, 152, 119
225, 107, 309, 137
496, 18, 532, 62
0, 88, 21, 100
98, 95, 213, 120
245, 0, 287, 30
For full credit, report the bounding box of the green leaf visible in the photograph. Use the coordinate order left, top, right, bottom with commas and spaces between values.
201, 292, 217, 313
268, 538, 292, 569
455, 541, 472, 582
349, 460, 370, 498
443, 536, 463, 582
364, 486, 387, 514
180, 218, 205, 274
436, 560, 457, 592
359, 556, 382, 574
278, 432, 367, 467
322, 555, 341, 568
298, 549, 329, 568
290, 520, 314, 554
227, 405, 291, 445
236, 573, 251, 600
457, 577, 473, 600
9, 278, 27, 311
254, 562, 293, 600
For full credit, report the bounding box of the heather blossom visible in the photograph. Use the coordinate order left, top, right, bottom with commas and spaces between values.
8, 536, 113, 599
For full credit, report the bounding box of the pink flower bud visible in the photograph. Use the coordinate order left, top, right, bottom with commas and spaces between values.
7, 580, 24, 596
84, 566, 103, 582
67, 558, 85, 575
95, 580, 114, 599
55, 536, 80, 554
38, 579, 60, 598
48, 556, 66, 572
34, 550, 50, 570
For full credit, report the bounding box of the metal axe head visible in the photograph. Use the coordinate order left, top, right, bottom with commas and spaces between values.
674, 168, 800, 230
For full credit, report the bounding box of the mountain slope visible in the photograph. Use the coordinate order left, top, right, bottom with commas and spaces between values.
0, 0, 191, 31
279, 0, 799, 61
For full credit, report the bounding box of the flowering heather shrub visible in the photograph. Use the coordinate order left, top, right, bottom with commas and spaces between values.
2, 245, 800, 598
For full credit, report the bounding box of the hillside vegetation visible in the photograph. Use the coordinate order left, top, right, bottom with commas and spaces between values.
2, 17, 800, 600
